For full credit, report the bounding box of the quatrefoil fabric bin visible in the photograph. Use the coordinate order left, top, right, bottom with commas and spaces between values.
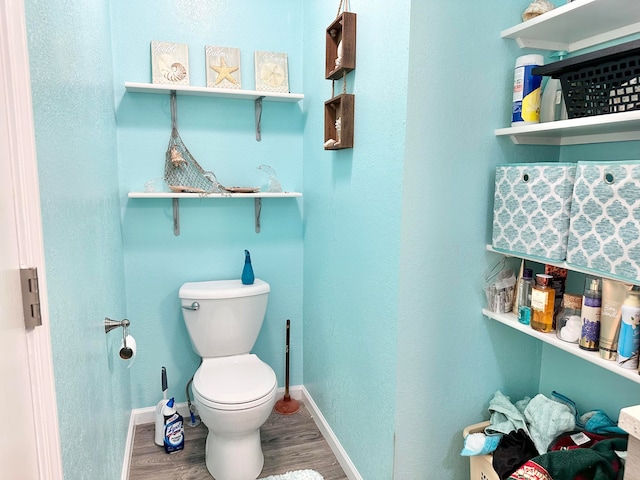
566, 161, 640, 283
492, 163, 577, 261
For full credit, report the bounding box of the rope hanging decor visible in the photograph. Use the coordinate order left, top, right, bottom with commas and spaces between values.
164, 92, 225, 194
336, 0, 350, 18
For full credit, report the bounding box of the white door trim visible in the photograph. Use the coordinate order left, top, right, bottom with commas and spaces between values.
2, 0, 63, 478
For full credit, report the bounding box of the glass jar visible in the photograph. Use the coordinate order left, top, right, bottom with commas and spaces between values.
556, 293, 582, 343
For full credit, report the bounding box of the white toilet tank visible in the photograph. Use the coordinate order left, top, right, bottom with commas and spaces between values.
179, 279, 270, 357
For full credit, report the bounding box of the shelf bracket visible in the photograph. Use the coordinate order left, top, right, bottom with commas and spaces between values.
255, 96, 264, 141
254, 198, 262, 233
173, 198, 180, 236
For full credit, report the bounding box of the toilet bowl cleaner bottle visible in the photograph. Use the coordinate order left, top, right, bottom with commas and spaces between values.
163, 398, 184, 454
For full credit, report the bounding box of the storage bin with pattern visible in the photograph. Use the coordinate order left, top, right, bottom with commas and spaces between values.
566, 161, 640, 283
492, 163, 577, 262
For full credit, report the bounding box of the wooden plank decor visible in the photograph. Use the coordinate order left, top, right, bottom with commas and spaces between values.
325, 12, 357, 80
324, 93, 355, 150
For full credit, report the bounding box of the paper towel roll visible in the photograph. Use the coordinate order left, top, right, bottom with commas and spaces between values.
119, 334, 137, 368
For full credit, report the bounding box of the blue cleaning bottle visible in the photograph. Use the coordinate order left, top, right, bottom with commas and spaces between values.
162, 398, 184, 454
242, 249, 255, 285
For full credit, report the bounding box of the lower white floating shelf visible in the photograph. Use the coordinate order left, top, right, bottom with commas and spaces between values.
128, 191, 302, 235
483, 309, 640, 385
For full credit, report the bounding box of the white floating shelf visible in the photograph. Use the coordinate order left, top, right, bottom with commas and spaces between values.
483, 309, 640, 385
128, 191, 302, 235
501, 0, 640, 52
495, 111, 640, 145
124, 82, 304, 103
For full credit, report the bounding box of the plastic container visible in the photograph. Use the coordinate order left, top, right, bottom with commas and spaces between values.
517, 268, 534, 325
162, 398, 184, 454
556, 293, 582, 343
512, 54, 544, 126
463, 422, 499, 480
540, 51, 568, 122
617, 291, 640, 369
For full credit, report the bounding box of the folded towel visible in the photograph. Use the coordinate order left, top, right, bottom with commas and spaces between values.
524, 394, 576, 454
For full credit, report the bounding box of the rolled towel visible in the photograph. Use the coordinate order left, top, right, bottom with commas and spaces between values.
461, 432, 501, 456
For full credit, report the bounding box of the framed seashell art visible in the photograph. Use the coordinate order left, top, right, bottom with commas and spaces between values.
205, 46, 241, 89
254, 51, 289, 93
151, 41, 190, 86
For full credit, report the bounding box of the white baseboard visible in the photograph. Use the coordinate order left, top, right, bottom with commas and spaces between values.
121, 385, 361, 480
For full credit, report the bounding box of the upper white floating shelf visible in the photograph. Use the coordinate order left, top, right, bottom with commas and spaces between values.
495, 111, 640, 145
128, 191, 302, 199
124, 82, 304, 103
501, 0, 640, 52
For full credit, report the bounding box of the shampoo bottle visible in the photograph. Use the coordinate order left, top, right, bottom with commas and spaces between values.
540, 51, 568, 122
242, 249, 255, 285
162, 398, 184, 454
531, 274, 555, 333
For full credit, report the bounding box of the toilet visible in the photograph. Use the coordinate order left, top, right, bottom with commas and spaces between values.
179, 278, 277, 480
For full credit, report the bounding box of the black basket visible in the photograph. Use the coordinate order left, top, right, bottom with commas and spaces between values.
533, 39, 640, 119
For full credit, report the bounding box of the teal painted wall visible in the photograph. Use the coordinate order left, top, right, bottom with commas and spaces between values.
301, 2, 409, 479
111, 0, 305, 408
24, 0, 130, 478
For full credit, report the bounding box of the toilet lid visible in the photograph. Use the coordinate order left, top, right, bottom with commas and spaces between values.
194, 354, 276, 405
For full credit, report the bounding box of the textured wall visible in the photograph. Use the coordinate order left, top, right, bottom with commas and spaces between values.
24, 0, 130, 478
111, 0, 305, 408
301, 2, 408, 479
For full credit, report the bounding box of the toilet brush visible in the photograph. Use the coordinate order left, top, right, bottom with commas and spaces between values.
274, 319, 299, 415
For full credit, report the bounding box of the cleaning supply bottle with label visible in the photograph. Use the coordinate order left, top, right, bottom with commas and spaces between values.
154, 367, 169, 446
512, 54, 544, 126
579, 277, 602, 351
163, 398, 184, 454
540, 51, 568, 122
531, 274, 555, 333
242, 249, 255, 285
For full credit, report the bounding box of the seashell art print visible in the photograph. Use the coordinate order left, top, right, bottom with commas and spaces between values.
151, 41, 190, 86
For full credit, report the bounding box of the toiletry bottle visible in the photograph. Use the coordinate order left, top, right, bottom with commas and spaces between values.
531, 274, 555, 333
556, 293, 582, 343
162, 398, 184, 454
540, 51, 568, 122
517, 268, 534, 325
579, 277, 602, 351
241, 249, 255, 285
617, 291, 640, 369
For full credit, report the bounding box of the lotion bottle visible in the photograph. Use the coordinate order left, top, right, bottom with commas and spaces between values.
531, 274, 555, 333
579, 277, 602, 351
241, 249, 255, 285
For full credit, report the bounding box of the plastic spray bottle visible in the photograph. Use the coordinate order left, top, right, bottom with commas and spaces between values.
242, 249, 255, 285
162, 398, 184, 454
540, 51, 568, 122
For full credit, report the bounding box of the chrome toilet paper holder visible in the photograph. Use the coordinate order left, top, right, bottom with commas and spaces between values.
104, 317, 134, 360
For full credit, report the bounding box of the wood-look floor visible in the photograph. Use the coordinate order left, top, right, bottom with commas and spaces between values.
128, 401, 349, 480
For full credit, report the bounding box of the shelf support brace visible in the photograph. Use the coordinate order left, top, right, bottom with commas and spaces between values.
254, 198, 262, 233
254, 96, 264, 141
173, 198, 180, 236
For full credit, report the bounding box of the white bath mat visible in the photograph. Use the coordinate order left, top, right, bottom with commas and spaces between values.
259, 470, 324, 480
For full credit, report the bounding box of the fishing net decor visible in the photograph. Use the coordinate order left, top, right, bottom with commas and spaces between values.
164, 92, 225, 194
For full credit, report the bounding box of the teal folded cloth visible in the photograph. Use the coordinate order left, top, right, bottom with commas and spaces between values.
524, 394, 576, 455
485, 391, 531, 437
552, 391, 626, 436
460, 432, 501, 456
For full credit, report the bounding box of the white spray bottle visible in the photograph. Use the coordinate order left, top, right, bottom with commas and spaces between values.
540, 51, 568, 122
154, 367, 168, 446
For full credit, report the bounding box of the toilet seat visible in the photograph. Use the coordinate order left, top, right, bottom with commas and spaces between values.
193, 354, 277, 411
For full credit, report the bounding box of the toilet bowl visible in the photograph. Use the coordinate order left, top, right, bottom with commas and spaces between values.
193, 354, 277, 480
179, 278, 276, 480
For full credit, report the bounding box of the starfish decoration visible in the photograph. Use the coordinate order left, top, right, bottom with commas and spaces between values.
210, 57, 239, 85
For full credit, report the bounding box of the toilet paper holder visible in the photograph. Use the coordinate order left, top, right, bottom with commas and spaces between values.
104, 317, 134, 360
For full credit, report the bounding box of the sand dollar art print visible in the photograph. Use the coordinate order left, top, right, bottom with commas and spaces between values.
151, 41, 190, 86
254, 51, 289, 93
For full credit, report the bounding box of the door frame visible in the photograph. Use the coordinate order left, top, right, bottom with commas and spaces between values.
2, 0, 63, 478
